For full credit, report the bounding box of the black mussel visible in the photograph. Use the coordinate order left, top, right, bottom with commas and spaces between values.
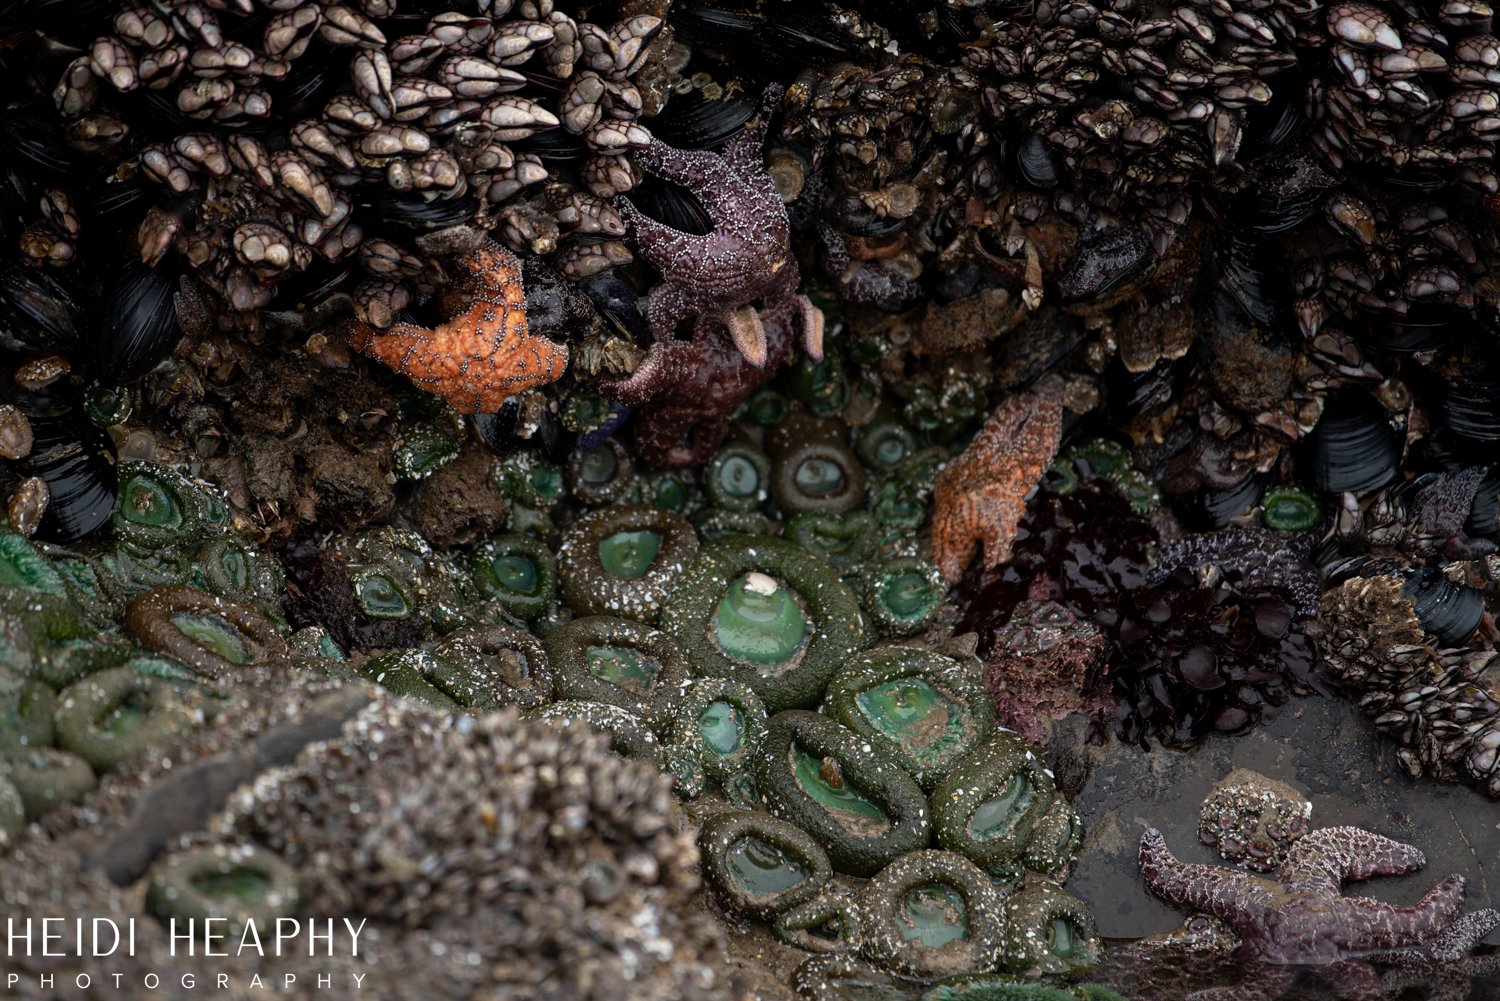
1363, 306, 1460, 354
357, 189, 479, 234
989, 306, 1087, 393
88, 175, 154, 225
100, 259, 183, 381
627, 175, 713, 237
828, 191, 906, 239
1241, 142, 1332, 234
649, 79, 760, 151
1298, 390, 1401, 495
5, 0, 114, 44
472, 402, 573, 463
1466, 468, 1500, 539
12, 391, 116, 543
472, 400, 523, 456
1438, 366, 1500, 453
1013, 132, 1060, 190
271, 65, 337, 122
576, 270, 648, 346
1057, 223, 1152, 302
1209, 233, 1279, 328
523, 256, 595, 342
674, 3, 856, 68
531, 408, 574, 465
1402, 566, 1484, 647
0, 265, 84, 354
1, 108, 85, 181
1242, 86, 1302, 152
267, 260, 355, 313
1175, 473, 1266, 532
1106, 356, 1180, 421
515, 127, 587, 163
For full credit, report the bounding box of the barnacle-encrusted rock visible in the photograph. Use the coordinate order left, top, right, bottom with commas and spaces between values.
1197, 769, 1313, 874
204, 698, 733, 1000
1318, 573, 1500, 797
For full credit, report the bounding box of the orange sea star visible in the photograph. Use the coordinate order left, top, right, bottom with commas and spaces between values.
931, 385, 1064, 582
346, 239, 567, 413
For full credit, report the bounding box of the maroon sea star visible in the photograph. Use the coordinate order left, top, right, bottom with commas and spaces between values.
614, 84, 823, 367
1138, 825, 1487, 965
601, 295, 801, 466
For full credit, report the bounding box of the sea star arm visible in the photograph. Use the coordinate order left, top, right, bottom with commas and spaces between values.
1283, 827, 1427, 895
723, 305, 767, 367
1335, 874, 1468, 952
634, 140, 735, 197
724, 83, 785, 176
598, 341, 677, 407
1139, 828, 1271, 924
615, 198, 705, 280
641, 281, 695, 342
796, 294, 825, 362
1372, 906, 1500, 961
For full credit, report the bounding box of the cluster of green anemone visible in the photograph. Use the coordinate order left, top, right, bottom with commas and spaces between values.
0, 372, 1101, 994
0, 461, 300, 854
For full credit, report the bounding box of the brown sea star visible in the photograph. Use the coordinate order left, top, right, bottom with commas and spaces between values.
600, 296, 801, 467
345, 238, 567, 413
1138, 825, 1494, 965
616, 84, 822, 366
930, 384, 1064, 582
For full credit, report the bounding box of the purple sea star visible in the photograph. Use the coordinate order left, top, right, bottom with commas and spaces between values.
1147, 527, 1321, 619
614, 84, 823, 367
600, 295, 801, 466
1138, 825, 1491, 966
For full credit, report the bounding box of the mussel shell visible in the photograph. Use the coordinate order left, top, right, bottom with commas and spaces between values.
88, 175, 154, 224
271, 65, 338, 122
673, 3, 856, 68
1466, 468, 1500, 539
1013, 132, 1060, 190
1174, 473, 1265, 531
1438, 367, 1500, 452
649, 79, 760, 151
1242, 86, 1302, 152
1401, 566, 1484, 647
99, 259, 182, 381
357, 189, 479, 234
14, 394, 116, 543
827, 191, 906, 239
522, 255, 594, 341
471, 400, 522, 457
0, 265, 84, 354
1057, 224, 1152, 302
471, 402, 574, 463
1105, 355, 1180, 421
514, 127, 586, 163
1, 108, 86, 181
1362, 307, 1460, 354
626, 176, 713, 237
1209, 233, 1278, 328
7, 0, 114, 44
576, 269, 648, 346
1297, 390, 1400, 494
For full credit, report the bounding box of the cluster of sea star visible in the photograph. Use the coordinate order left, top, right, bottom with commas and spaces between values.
344, 85, 825, 473
1135, 775, 1498, 1000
